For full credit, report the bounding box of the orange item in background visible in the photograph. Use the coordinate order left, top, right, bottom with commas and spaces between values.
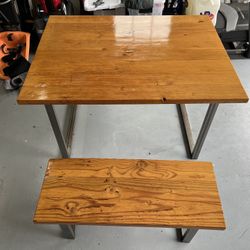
0, 32, 30, 80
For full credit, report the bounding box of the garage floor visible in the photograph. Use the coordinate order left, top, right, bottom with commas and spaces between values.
0, 59, 249, 250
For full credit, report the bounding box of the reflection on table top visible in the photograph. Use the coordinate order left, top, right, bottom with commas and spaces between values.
18, 16, 248, 105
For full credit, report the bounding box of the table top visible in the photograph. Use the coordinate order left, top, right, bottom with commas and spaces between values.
34, 158, 226, 230
18, 16, 248, 105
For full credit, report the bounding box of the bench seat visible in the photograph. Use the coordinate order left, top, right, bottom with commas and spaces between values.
34, 158, 225, 242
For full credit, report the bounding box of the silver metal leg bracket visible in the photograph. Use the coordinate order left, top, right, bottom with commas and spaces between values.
177, 103, 219, 159
60, 224, 76, 239
176, 228, 199, 243
45, 105, 76, 158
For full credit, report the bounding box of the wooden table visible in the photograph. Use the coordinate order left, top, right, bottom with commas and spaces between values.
18, 16, 248, 159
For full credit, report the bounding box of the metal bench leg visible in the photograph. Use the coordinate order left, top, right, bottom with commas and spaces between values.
60, 224, 76, 239
45, 105, 76, 158
176, 228, 199, 243
177, 103, 219, 159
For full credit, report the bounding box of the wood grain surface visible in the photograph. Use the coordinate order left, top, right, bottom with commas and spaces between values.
34, 158, 226, 230
18, 16, 248, 104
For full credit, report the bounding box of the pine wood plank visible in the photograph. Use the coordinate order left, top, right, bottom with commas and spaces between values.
18, 16, 248, 104
34, 158, 226, 230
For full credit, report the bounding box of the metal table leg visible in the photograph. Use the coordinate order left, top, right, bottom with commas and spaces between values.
176, 228, 199, 243
45, 105, 76, 158
60, 224, 75, 239
177, 103, 219, 159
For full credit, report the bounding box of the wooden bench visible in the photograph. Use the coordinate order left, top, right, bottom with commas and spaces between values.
34, 158, 226, 243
